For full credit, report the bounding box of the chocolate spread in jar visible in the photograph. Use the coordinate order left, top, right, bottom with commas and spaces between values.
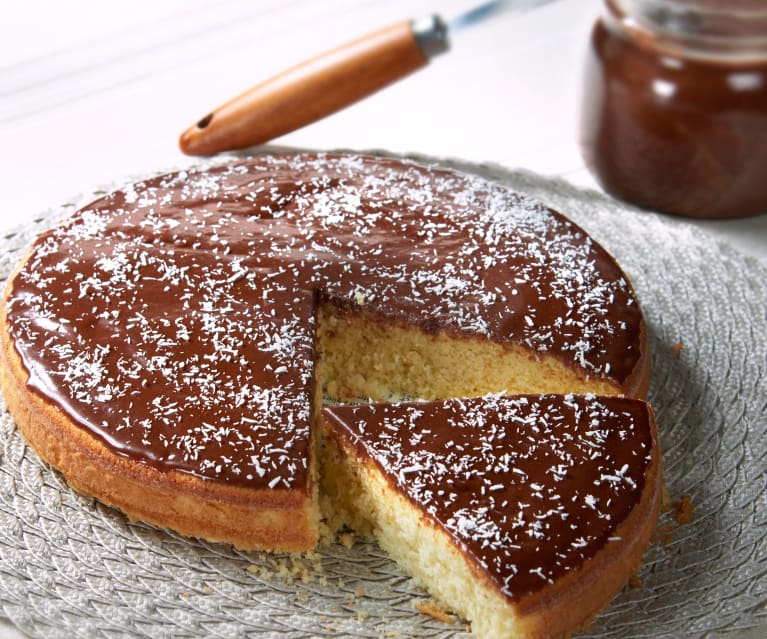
581, 0, 767, 219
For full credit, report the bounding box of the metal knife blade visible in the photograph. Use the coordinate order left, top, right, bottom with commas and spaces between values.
413, 0, 562, 60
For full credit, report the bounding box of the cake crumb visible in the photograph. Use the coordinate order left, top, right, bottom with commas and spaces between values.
339, 531, 357, 549
415, 600, 455, 624
246, 551, 324, 585
653, 525, 674, 547
317, 518, 337, 547
673, 494, 694, 525
653, 493, 695, 547
661, 485, 671, 510
671, 342, 683, 357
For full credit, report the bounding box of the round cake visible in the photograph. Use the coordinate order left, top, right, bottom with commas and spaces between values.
0, 153, 657, 638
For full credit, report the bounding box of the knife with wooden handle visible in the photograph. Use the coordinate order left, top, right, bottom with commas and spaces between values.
178, 1, 557, 156
178, 16, 447, 156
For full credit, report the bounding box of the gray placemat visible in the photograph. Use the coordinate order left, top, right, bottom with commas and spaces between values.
0, 153, 765, 639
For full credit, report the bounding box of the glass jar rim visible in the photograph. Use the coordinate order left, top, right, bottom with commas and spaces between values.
606, 0, 767, 60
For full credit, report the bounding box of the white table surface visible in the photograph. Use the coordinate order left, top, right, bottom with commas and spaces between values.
0, 1, 765, 638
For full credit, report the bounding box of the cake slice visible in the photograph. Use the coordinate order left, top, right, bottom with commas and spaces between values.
321, 393, 661, 639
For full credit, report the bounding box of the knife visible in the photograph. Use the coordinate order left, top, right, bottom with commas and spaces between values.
178, 0, 559, 156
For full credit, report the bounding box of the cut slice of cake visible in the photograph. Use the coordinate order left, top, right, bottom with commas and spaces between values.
321, 393, 662, 639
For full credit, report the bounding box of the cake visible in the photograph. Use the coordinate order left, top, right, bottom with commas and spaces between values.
322, 394, 661, 639
0, 153, 657, 637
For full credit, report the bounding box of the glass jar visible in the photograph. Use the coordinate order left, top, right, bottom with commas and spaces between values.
580, 0, 767, 219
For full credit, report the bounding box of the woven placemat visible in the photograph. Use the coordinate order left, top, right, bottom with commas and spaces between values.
0, 152, 765, 639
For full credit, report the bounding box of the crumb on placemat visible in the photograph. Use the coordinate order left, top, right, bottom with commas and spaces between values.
653, 493, 695, 546
415, 599, 455, 624
246, 551, 324, 584
673, 494, 694, 525
339, 531, 357, 549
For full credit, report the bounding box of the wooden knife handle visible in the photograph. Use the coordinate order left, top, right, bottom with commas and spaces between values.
179, 20, 429, 156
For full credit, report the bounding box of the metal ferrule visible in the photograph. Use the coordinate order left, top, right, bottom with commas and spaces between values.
411, 15, 449, 59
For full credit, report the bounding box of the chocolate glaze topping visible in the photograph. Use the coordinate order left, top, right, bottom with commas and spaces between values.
323, 393, 654, 601
5, 153, 643, 488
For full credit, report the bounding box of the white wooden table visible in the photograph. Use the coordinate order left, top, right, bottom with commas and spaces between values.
1, 1, 765, 638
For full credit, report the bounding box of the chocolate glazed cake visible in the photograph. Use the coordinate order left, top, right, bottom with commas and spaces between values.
0, 153, 658, 638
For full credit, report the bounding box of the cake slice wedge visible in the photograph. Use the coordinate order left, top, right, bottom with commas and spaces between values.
321, 394, 661, 639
